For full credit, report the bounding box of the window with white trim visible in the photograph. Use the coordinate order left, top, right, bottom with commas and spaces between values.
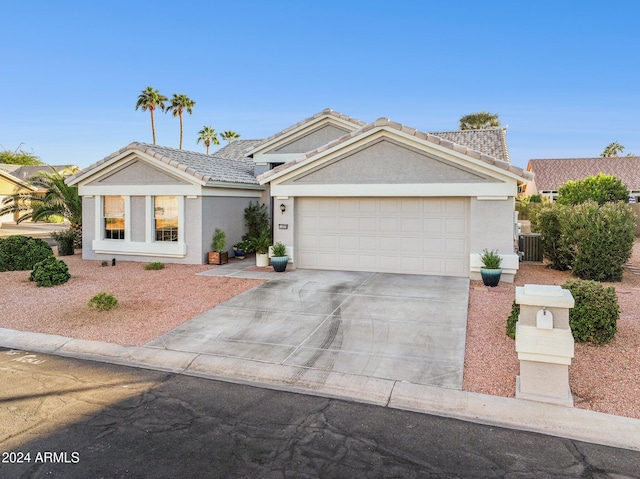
104, 196, 125, 240
154, 196, 178, 242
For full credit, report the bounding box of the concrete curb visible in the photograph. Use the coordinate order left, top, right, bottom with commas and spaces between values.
1, 327, 639, 452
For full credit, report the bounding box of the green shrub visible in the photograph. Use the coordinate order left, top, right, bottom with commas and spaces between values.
529, 206, 574, 271
0, 235, 54, 272
51, 230, 77, 256
528, 194, 542, 203
211, 228, 226, 252
480, 249, 502, 269
144, 261, 165, 270
272, 242, 287, 257
562, 280, 619, 344
29, 257, 71, 287
506, 301, 520, 339
88, 292, 118, 311
557, 173, 629, 206
242, 201, 269, 246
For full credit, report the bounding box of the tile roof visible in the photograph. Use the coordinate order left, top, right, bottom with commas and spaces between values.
429, 128, 510, 163
258, 118, 531, 183
68, 143, 258, 186
211, 139, 264, 160
528, 157, 640, 191
246, 108, 367, 155
0, 164, 77, 181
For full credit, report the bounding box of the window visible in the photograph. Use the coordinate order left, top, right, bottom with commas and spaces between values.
104, 196, 125, 240
154, 196, 178, 242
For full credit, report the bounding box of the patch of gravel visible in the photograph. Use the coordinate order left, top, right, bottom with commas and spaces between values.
0, 254, 264, 346
463, 241, 640, 420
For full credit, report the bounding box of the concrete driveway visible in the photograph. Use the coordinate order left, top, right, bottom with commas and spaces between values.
148, 265, 470, 390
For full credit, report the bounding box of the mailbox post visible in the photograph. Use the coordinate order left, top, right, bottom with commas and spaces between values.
515, 284, 575, 406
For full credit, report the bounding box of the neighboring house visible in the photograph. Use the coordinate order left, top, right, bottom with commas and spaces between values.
68, 109, 532, 281
0, 163, 77, 182
524, 157, 640, 202
0, 169, 38, 225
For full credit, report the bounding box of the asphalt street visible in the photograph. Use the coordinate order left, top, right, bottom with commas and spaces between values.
1, 348, 638, 479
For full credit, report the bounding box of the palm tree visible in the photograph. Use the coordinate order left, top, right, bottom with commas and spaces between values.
0, 166, 82, 246
135, 87, 168, 145
220, 130, 241, 144
197, 126, 220, 154
167, 94, 196, 150
600, 142, 625, 157
459, 111, 501, 130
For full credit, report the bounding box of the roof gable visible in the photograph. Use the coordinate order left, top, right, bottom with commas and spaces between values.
527, 157, 640, 191
87, 158, 191, 186
68, 142, 258, 187
259, 118, 531, 185
266, 123, 353, 154
284, 137, 495, 185
247, 108, 366, 157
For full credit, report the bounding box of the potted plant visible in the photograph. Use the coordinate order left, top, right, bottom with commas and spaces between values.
232, 241, 248, 260
248, 229, 271, 267
208, 228, 228, 265
50, 230, 77, 256
480, 248, 502, 287
271, 242, 289, 272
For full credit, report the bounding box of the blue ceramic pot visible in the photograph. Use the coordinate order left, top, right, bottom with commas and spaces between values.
480, 268, 502, 287
271, 256, 289, 272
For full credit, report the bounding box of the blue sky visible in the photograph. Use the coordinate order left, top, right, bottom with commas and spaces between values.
1, 1, 639, 169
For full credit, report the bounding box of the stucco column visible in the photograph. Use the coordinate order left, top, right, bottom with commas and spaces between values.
515, 284, 575, 406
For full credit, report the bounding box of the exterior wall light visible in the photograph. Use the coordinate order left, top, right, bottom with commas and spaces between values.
280, 203, 286, 214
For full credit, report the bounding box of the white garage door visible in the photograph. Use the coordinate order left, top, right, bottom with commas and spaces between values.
296, 197, 469, 276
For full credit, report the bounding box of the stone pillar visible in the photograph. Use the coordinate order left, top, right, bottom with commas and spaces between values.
515, 284, 575, 406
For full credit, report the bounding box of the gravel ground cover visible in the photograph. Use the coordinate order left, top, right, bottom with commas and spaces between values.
463, 241, 640, 419
0, 245, 638, 419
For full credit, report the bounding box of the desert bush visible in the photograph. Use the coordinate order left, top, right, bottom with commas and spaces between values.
506, 301, 520, 339
88, 292, 118, 311
0, 235, 53, 271
29, 257, 71, 287
561, 280, 619, 344
564, 201, 635, 281
144, 261, 165, 270
529, 205, 574, 270
557, 173, 629, 206
515, 194, 548, 220
242, 201, 269, 246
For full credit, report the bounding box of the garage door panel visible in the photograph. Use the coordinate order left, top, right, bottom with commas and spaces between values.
297, 197, 469, 276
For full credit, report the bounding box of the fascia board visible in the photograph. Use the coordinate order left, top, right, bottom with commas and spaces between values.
270, 182, 517, 198
70, 151, 207, 187
247, 115, 361, 157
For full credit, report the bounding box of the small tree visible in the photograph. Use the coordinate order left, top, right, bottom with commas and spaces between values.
0, 146, 43, 165
557, 173, 629, 205
220, 131, 241, 144
600, 142, 625, 157
197, 126, 220, 154
242, 202, 269, 244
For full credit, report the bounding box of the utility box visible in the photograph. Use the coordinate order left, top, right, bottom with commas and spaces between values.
515, 284, 575, 406
519, 233, 542, 262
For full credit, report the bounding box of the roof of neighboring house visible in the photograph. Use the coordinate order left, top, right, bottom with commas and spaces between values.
527, 157, 640, 191
258, 118, 531, 183
0, 164, 77, 181
246, 108, 367, 155
0, 168, 39, 191
68, 143, 258, 186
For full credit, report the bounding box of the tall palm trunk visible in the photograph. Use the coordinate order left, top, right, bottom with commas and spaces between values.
150, 107, 157, 145
179, 113, 183, 150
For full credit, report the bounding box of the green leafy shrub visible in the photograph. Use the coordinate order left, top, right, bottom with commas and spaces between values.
506, 301, 520, 339
211, 228, 226, 252
144, 261, 165, 270
528, 194, 542, 203
480, 249, 502, 269
0, 235, 53, 272
562, 280, 619, 344
51, 230, 77, 256
557, 173, 629, 206
88, 292, 118, 311
29, 257, 71, 287
530, 206, 574, 271
242, 201, 269, 247
272, 241, 287, 257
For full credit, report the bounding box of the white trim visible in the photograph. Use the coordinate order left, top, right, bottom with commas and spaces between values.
79, 184, 263, 197
92, 239, 187, 258
270, 182, 517, 197
145, 196, 153, 242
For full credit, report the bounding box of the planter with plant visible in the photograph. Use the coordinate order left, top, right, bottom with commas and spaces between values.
51, 230, 77, 256
208, 228, 228, 265
232, 241, 248, 260
248, 229, 271, 267
480, 248, 502, 287
271, 242, 289, 272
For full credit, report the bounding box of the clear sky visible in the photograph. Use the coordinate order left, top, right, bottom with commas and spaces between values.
1, 1, 639, 169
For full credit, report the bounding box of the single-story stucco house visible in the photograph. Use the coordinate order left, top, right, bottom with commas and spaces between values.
67, 109, 533, 281
524, 157, 640, 202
